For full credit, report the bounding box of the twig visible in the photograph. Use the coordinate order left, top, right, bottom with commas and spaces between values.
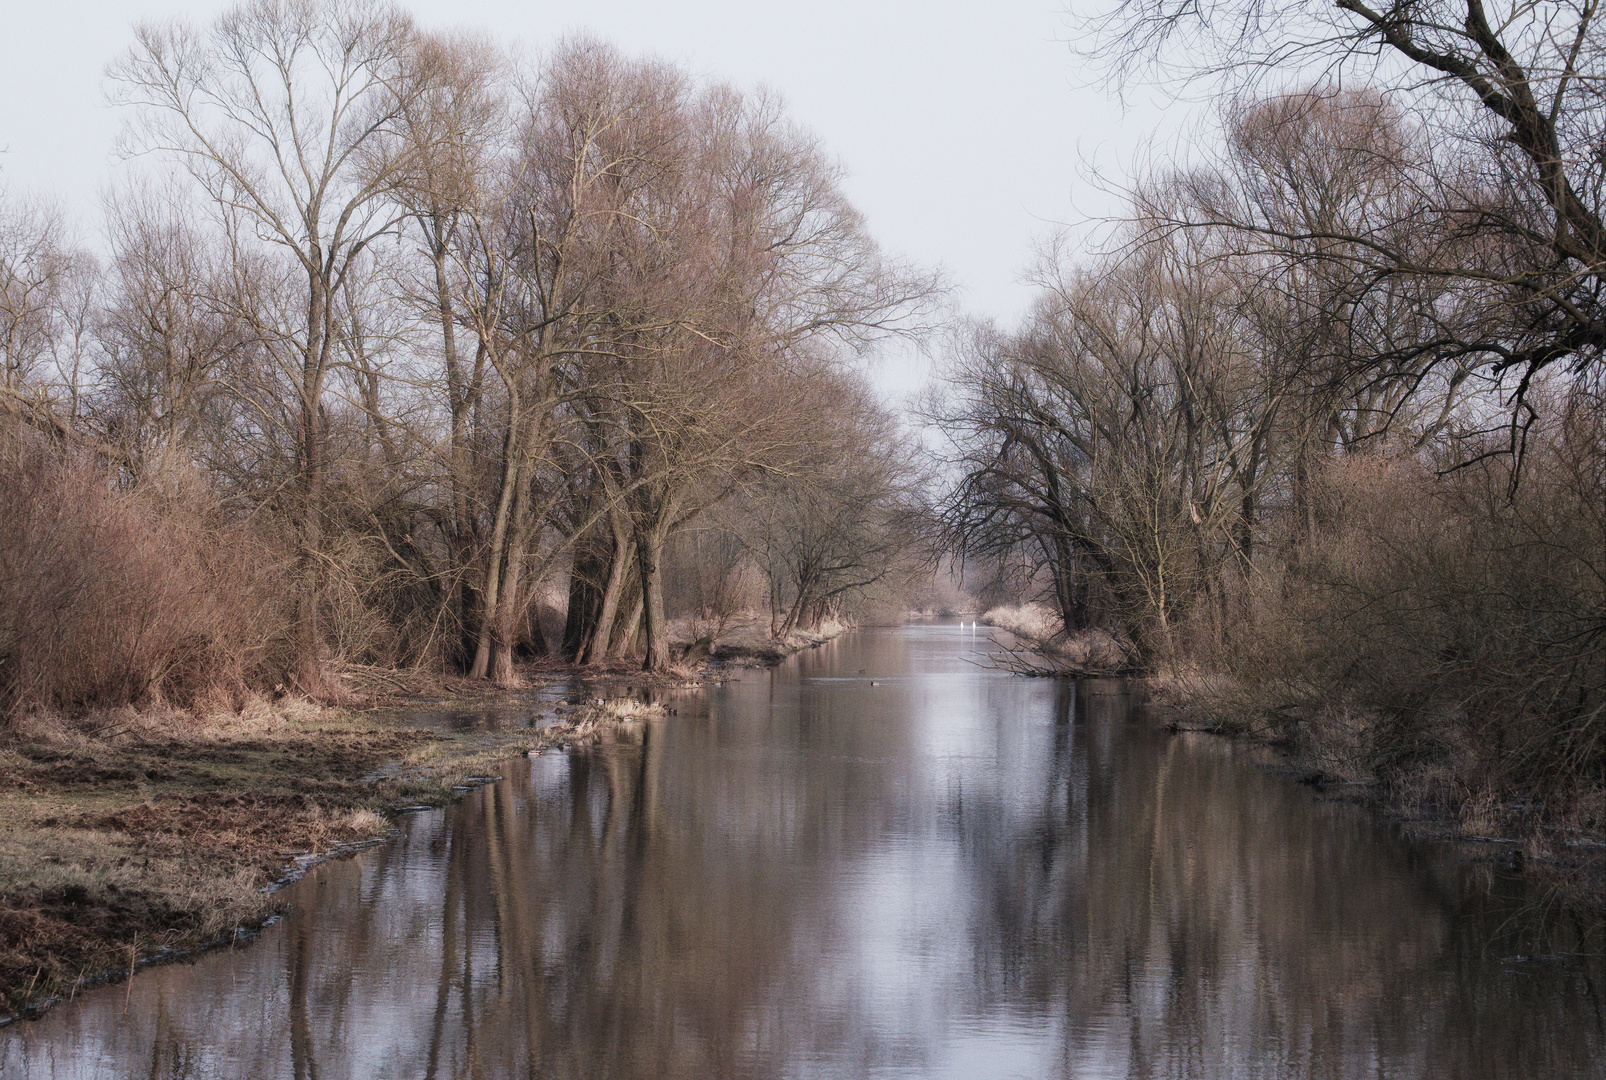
966, 635, 1136, 678
124, 936, 137, 1014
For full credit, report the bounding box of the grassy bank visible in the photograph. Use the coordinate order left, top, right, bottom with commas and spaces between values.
0, 692, 628, 1023
0, 621, 848, 1024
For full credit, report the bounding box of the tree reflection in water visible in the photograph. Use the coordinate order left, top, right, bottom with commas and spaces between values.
2, 625, 1602, 1079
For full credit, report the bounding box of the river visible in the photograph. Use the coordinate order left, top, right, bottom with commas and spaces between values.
3, 622, 1602, 1078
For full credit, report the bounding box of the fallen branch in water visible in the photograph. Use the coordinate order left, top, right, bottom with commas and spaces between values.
969, 635, 1138, 678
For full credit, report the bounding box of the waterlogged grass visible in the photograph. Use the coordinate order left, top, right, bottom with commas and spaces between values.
0, 697, 594, 1022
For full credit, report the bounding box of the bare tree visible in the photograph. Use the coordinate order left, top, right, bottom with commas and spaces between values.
1149, 90, 1481, 540
938, 192, 1303, 651
0, 191, 118, 465
526, 53, 939, 672
95, 183, 254, 483
0, 194, 75, 411
112, 0, 430, 692
389, 31, 505, 665
1082, 0, 1606, 392
751, 374, 928, 637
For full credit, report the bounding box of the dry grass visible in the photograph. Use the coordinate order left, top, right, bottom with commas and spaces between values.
0, 694, 593, 1021
1162, 413, 1606, 908
980, 602, 1063, 642
666, 610, 852, 668
593, 698, 667, 721
981, 603, 1135, 674
1215, 446, 1602, 805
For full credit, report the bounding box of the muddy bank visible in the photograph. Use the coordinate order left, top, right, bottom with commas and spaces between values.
0, 693, 630, 1023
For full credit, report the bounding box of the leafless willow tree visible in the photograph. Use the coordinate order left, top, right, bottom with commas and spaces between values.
0, 192, 101, 448
387, 31, 503, 668
937, 244, 1271, 651
745, 374, 929, 637
514, 49, 939, 673
110, 0, 435, 692
95, 183, 255, 484
2, 2, 941, 719
935, 89, 1489, 653
1079, 0, 1606, 400
1147, 91, 1483, 537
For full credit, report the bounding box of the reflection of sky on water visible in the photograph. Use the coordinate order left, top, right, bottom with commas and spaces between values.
4, 622, 1602, 1079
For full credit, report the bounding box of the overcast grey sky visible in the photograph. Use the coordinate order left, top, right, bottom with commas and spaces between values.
0, 0, 1195, 398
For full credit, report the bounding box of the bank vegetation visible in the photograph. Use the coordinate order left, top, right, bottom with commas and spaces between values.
935, 0, 1604, 855
0, 1, 940, 734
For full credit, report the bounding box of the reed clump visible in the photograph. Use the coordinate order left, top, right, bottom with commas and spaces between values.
0, 441, 293, 728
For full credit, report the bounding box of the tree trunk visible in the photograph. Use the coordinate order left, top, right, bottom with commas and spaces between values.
768, 563, 784, 638
293, 264, 329, 695
563, 506, 608, 660
488, 453, 535, 686
583, 517, 633, 665
1048, 532, 1083, 633
780, 570, 813, 637
637, 526, 670, 671
436, 238, 481, 669
469, 390, 521, 680
610, 590, 644, 658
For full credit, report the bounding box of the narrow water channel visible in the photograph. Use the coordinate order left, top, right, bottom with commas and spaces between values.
4, 623, 1603, 1078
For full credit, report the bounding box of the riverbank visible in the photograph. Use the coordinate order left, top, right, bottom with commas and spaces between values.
1143, 669, 1606, 918
672, 613, 852, 668
0, 618, 853, 1023
0, 692, 637, 1023
975, 604, 1136, 675
964, 606, 1604, 912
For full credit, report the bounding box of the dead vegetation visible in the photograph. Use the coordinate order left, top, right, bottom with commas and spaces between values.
666, 611, 852, 668
1175, 427, 1604, 863
977, 603, 1137, 675
0, 694, 614, 1022
930, 75, 1605, 909
0, 442, 292, 719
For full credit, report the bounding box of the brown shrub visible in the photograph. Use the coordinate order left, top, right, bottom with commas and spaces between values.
1207, 396, 1605, 819
0, 439, 290, 723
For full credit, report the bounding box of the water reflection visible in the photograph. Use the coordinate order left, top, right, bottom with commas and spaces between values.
3, 624, 1602, 1078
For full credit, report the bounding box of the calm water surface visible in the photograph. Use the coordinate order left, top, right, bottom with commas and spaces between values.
4, 623, 1603, 1078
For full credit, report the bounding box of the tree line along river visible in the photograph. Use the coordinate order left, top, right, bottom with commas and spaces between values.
3, 622, 1602, 1079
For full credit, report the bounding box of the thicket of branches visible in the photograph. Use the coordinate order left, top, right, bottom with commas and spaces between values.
0, 0, 937, 719
937, 0, 1605, 815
